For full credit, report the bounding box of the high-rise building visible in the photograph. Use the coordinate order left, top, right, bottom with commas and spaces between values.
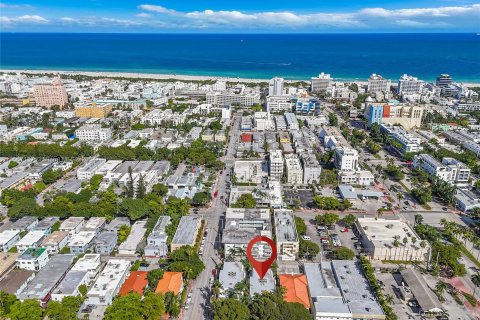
367, 74, 391, 93
311, 72, 332, 92
33, 76, 68, 109
436, 74, 453, 88
397, 74, 423, 95
269, 77, 284, 96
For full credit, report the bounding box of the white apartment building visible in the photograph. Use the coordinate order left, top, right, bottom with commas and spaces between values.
413, 154, 471, 184
274, 209, 299, 261
86, 259, 131, 306
285, 154, 303, 185
397, 74, 424, 95
59, 217, 85, 235
284, 113, 299, 130
206, 92, 260, 106
269, 150, 284, 180
269, 77, 284, 96
368, 74, 391, 93
266, 96, 292, 112
71, 254, 102, 284
254, 112, 272, 131
301, 153, 322, 184
76, 158, 107, 180
334, 148, 359, 171
16, 230, 46, 253
16, 247, 49, 271
311, 72, 332, 92
75, 124, 112, 142
0, 230, 20, 252
68, 231, 96, 255
40, 231, 70, 255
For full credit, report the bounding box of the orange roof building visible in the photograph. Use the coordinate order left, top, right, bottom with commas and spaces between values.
155, 272, 184, 296
118, 271, 148, 296
279, 274, 310, 309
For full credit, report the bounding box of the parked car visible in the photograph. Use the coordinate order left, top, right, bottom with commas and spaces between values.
302, 235, 311, 241
340, 227, 349, 232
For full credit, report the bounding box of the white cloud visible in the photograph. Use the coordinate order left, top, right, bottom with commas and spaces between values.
0, 14, 48, 25
135, 3, 480, 29
60, 17, 77, 22
136, 13, 151, 18
361, 4, 479, 17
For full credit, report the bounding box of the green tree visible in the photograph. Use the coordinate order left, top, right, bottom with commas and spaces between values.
342, 214, 356, 227
147, 269, 164, 289
152, 183, 168, 197
89, 174, 104, 191
0, 290, 17, 316
319, 169, 337, 186
167, 246, 205, 279
298, 240, 320, 259
294, 217, 306, 236
120, 198, 149, 221
126, 166, 135, 198
281, 302, 311, 320
42, 169, 63, 185
192, 191, 211, 206
332, 247, 355, 260
8, 161, 18, 169
315, 213, 340, 226
117, 225, 131, 244
104, 293, 144, 320
328, 113, 338, 126
136, 174, 146, 198
232, 193, 256, 209
212, 298, 250, 320
472, 273, 480, 298
210, 120, 222, 132
8, 197, 40, 219
411, 188, 432, 205
142, 292, 165, 320
8, 300, 43, 320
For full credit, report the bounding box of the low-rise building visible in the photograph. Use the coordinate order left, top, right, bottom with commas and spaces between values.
33, 217, 59, 235
274, 209, 299, 261
94, 231, 117, 255
145, 216, 171, 258
338, 170, 375, 186
71, 254, 102, 284
106, 217, 131, 232
219, 262, 245, 298
68, 231, 96, 255
82, 217, 106, 235
301, 153, 322, 184
0, 252, 19, 277
171, 216, 202, 251
9, 216, 38, 233
119, 271, 149, 296
0, 230, 20, 252
75, 124, 112, 142
279, 274, 310, 309
413, 154, 471, 184
16, 247, 49, 271
86, 259, 131, 306
0, 269, 35, 296
285, 154, 303, 185
356, 217, 431, 263
18, 254, 75, 307
16, 230, 46, 253
118, 220, 148, 255
51, 269, 90, 301
250, 268, 275, 297
234, 160, 269, 184
59, 217, 85, 234
155, 271, 184, 296
40, 231, 70, 255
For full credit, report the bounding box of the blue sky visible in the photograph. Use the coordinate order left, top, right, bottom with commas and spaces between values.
1, 0, 479, 32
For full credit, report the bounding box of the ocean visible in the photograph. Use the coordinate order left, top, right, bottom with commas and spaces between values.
1, 33, 479, 82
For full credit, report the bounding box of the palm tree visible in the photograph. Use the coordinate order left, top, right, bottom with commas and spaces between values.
420, 240, 427, 249
471, 273, 480, 298
211, 279, 222, 298
384, 294, 394, 305
435, 281, 447, 301
414, 214, 424, 226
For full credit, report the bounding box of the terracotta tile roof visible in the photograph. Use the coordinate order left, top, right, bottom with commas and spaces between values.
118, 271, 148, 296
155, 272, 183, 295
279, 274, 310, 309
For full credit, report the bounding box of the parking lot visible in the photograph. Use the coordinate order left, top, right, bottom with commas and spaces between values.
375, 272, 419, 319
284, 188, 314, 209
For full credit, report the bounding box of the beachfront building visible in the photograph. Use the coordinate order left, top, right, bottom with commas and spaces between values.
33, 76, 68, 108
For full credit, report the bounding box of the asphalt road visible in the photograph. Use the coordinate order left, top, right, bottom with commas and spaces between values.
185, 115, 240, 320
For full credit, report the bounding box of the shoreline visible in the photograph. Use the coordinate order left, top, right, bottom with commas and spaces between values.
1, 68, 480, 87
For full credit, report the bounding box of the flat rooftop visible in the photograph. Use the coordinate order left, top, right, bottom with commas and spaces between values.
10, 216, 37, 230
53, 270, 89, 295
274, 209, 298, 243
106, 217, 130, 231
0, 269, 35, 294
17, 247, 47, 260
18, 254, 75, 300
357, 217, 427, 249
250, 268, 275, 297
0, 252, 19, 276
68, 231, 96, 247
171, 216, 201, 245
118, 220, 147, 252
41, 231, 70, 246
219, 262, 245, 291
34, 217, 59, 230
60, 217, 84, 230
16, 230, 45, 246
88, 259, 131, 297
0, 229, 20, 244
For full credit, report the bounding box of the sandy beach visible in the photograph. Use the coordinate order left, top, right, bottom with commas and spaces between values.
1, 69, 479, 87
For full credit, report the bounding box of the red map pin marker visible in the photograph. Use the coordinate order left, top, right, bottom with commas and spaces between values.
246, 235, 277, 280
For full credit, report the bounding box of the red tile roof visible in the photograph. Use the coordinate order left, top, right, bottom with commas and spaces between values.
118, 271, 148, 296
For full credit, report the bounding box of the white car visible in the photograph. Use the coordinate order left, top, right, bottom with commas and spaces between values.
302, 235, 311, 241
